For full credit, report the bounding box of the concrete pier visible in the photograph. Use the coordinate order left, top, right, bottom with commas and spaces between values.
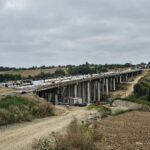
98, 81, 101, 100
106, 78, 109, 96
74, 84, 77, 98
87, 82, 91, 103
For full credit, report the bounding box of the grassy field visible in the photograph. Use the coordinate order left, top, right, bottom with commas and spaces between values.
0, 68, 67, 78
87, 104, 111, 117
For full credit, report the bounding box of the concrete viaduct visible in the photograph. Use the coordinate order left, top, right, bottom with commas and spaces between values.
34, 69, 142, 105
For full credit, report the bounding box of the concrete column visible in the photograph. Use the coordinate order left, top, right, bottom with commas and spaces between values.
68, 85, 71, 97
78, 83, 81, 98
45, 92, 48, 102
82, 83, 86, 102
106, 78, 109, 96
102, 78, 105, 94
93, 81, 97, 101
87, 82, 91, 103
98, 81, 101, 101
70, 85, 73, 97
74, 84, 77, 98
117, 76, 120, 83
48, 93, 52, 102
113, 78, 116, 91
126, 75, 128, 81
55, 94, 58, 105
120, 76, 122, 83
109, 78, 113, 91
44, 92, 47, 99
122, 75, 125, 82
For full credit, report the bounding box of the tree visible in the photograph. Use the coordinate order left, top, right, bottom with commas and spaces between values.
54, 69, 66, 77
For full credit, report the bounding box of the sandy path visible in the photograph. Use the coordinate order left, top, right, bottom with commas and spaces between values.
0, 107, 88, 150
121, 71, 147, 98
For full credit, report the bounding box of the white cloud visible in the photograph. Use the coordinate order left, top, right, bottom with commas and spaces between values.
3, 0, 28, 11
0, 0, 149, 67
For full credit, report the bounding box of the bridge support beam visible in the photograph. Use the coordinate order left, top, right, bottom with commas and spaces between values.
74, 84, 77, 98
113, 78, 116, 91
106, 78, 109, 96
126, 75, 128, 81
82, 83, 86, 102
102, 78, 105, 95
110, 78, 113, 91
48, 93, 52, 102
93, 81, 97, 101
68, 85, 71, 97
87, 82, 91, 103
98, 81, 101, 101
120, 76, 122, 83
55, 93, 58, 105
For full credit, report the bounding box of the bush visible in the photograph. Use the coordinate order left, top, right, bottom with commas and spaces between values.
0, 96, 54, 125
0, 96, 35, 109
32, 118, 102, 150
88, 105, 111, 117
133, 75, 150, 101
37, 103, 54, 117
0, 109, 11, 125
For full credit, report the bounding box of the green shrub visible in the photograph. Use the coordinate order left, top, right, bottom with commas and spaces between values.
31, 106, 40, 117
0, 96, 35, 109
119, 97, 150, 106
0, 96, 54, 125
88, 104, 111, 117
133, 75, 150, 101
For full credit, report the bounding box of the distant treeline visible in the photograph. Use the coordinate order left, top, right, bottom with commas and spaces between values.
0, 62, 134, 72
0, 61, 150, 72
67, 62, 134, 75
0, 74, 22, 82
0, 62, 134, 82
0, 65, 65, 72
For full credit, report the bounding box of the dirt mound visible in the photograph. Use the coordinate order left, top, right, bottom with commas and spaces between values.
112, 100, 142, 110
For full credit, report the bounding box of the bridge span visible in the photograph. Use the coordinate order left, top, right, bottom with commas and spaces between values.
34, 69, 142, 104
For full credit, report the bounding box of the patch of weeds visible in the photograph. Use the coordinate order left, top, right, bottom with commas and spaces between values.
112, 109, 133, 116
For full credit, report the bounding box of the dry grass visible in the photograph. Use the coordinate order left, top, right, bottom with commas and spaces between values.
32, 118, 102, 150
0, 87, 15, 95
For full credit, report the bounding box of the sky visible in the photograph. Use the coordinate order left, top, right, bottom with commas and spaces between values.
0, 0, 149, 67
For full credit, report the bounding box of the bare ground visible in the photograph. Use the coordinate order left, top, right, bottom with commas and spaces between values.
0, 107, 89, 150
110, 71, 147, 99
97, 111, 150, 150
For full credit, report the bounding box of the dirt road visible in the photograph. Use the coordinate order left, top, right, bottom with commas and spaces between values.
121, 71, 147, 98
0, 107, 88, 150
